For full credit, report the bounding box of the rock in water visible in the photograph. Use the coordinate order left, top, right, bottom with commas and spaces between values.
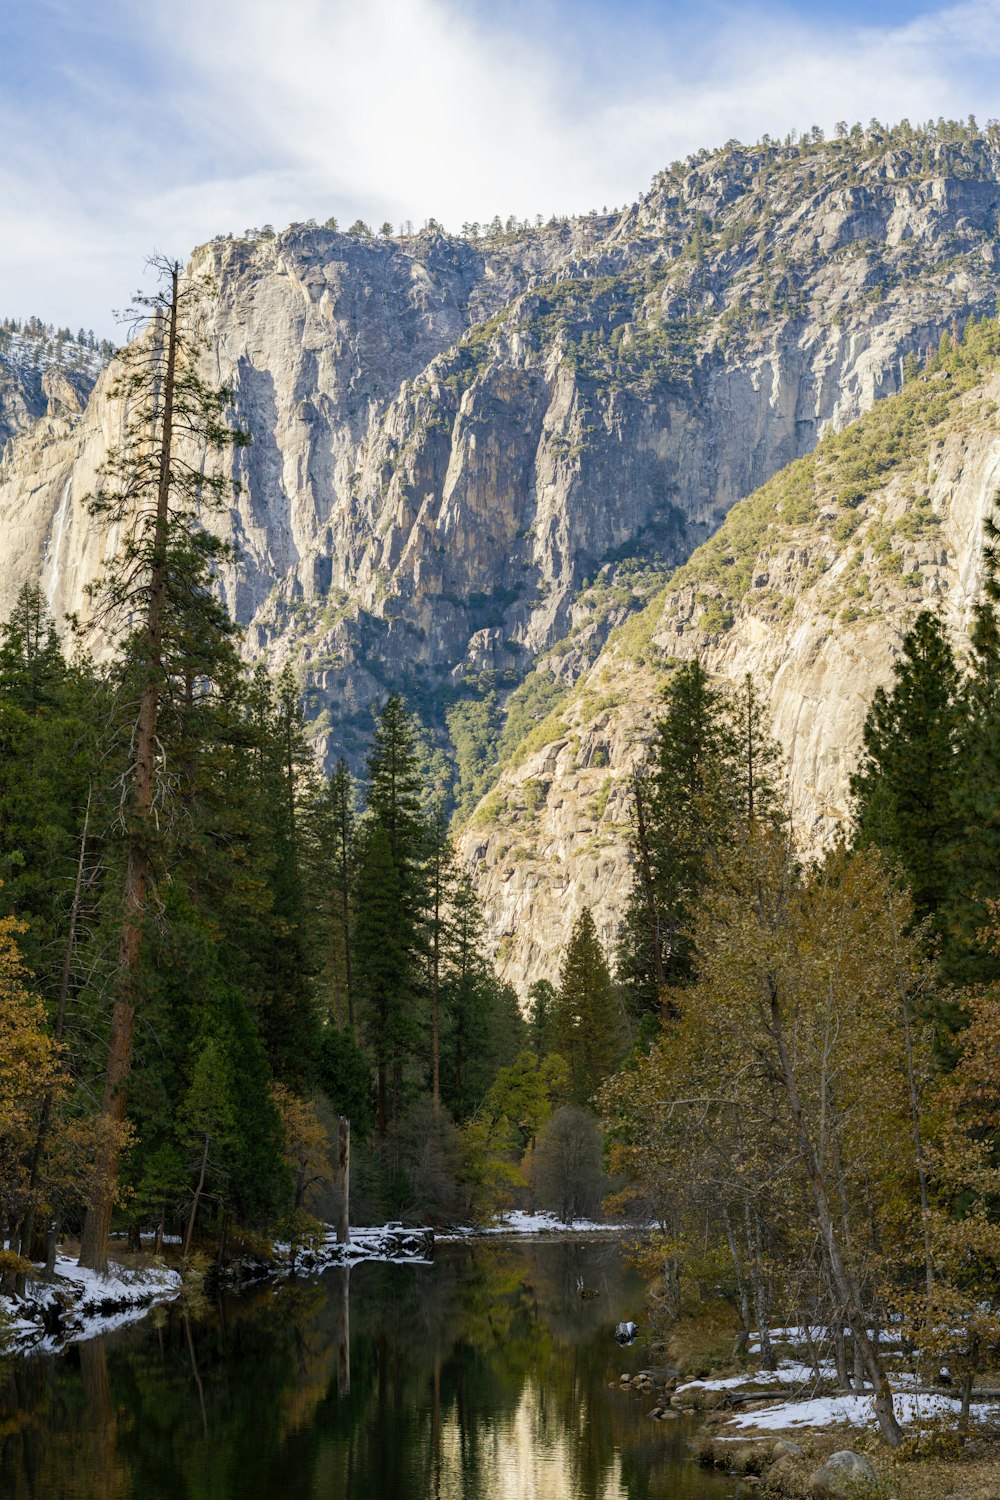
615, 1320, 638, 1345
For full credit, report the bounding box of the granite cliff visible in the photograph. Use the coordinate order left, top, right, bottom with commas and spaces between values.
457, 321, 1000, 989
3, 122, 1000, 985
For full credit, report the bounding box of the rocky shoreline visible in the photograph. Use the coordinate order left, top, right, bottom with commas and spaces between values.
612, 1362, 1000, 1499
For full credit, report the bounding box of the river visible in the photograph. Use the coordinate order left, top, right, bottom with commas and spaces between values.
1, 1239, 740, 1499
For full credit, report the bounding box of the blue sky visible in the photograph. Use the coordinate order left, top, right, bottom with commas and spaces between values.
2, 0, 999, 335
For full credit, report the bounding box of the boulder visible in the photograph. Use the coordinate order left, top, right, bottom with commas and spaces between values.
807, 1449, 880, 1498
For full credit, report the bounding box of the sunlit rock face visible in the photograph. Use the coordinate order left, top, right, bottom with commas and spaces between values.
458, 367, 1000, 994
4, 131, 1000, 983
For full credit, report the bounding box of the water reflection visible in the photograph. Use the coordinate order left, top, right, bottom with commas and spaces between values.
0, 1242, 735, 1500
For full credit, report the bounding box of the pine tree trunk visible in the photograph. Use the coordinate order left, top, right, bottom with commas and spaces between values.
80, 267, 180, 1273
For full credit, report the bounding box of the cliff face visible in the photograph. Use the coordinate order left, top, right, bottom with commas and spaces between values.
457, 339, 1000, 992
3, 127, 1000, 985
0, 323, 106, 450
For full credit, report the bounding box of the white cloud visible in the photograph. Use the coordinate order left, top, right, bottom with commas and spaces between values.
4, 0, 1000, 334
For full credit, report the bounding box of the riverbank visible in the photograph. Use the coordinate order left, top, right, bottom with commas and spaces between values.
647, 1330, 1000, 1499
693, 1422, 1000, 1499
1, 1211, 625, 1353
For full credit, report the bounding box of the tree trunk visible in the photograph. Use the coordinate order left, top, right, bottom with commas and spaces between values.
44, 1216, 59, 1276
768, 981, 903, 1447
721, 1209, 752, 1357
899, 982, 935, 1297
183, 1135, 210, 1258
335, 1116, 350, 1244
80, 267, 180, 1273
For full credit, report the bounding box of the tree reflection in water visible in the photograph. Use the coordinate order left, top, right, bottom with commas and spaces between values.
0, 1242, 736, 1500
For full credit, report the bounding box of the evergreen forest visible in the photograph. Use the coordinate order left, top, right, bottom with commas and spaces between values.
1, 258, 999, 1460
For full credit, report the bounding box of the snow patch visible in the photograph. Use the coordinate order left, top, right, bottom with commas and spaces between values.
724, 1391, 996, 1432
1, 1256, 181, 1353
439, 1210, 625, 1239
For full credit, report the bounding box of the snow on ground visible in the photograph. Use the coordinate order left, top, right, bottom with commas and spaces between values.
675, 1361, 835, 1395
50, 1254, 180, 1309
694, 1325, 999, 1434
723, 1392, 996, 1432
439, 1210, 624, 1239
2, 1256, 182, 1354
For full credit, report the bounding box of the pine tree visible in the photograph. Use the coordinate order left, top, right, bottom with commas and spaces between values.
728, 672, 784, 826
942, 601, 1000, 983
303, 756, 357, 1026
79, 257, 249, 1270
242, 666, 318, 1083
0, 585, 101, 988
851, 611, 962, 929
353, 821, 413, 1134
617, 661, 735, 1018
354, 695, 431, 1130
527, 979, 556, 1056
439, 870, 514, 1118
552, 909, 622, 1106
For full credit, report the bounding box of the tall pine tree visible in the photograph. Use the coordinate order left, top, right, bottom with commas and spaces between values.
617, 661, 735, 1018
552, 908, 622, 1107
851, 611, 962, 930
79, 257, 249, 1269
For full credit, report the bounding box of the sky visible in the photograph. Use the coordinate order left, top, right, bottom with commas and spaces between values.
2, 0, 999, 336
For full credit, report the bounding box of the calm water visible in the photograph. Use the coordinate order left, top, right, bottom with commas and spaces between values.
1, 1240, 739, 1500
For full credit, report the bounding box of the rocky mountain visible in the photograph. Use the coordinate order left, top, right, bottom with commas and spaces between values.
457, 319, 1000, 990
2, 120, 1000, 988
0, 319, 109, 449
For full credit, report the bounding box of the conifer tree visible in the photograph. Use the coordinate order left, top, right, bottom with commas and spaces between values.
0, 585, 101, 989
617, 661, 735, 1017
943, 600, 1000, 983
243, 666, 318, 1082
439, 869, 495, 1118
304, 756, 358, 1025
527, 979, 556, 1056
729, 672, 784, 826
353, 821, 412, 1134
79, 257, 249, 1270
851, 611, 962, 929
552, 908, 622, 1106
355, 695, 430, 1130
329, 757, 356, 1021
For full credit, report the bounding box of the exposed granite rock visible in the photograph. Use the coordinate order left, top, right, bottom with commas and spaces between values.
4, 131, 1000, 983
458, 364, 1000, 993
